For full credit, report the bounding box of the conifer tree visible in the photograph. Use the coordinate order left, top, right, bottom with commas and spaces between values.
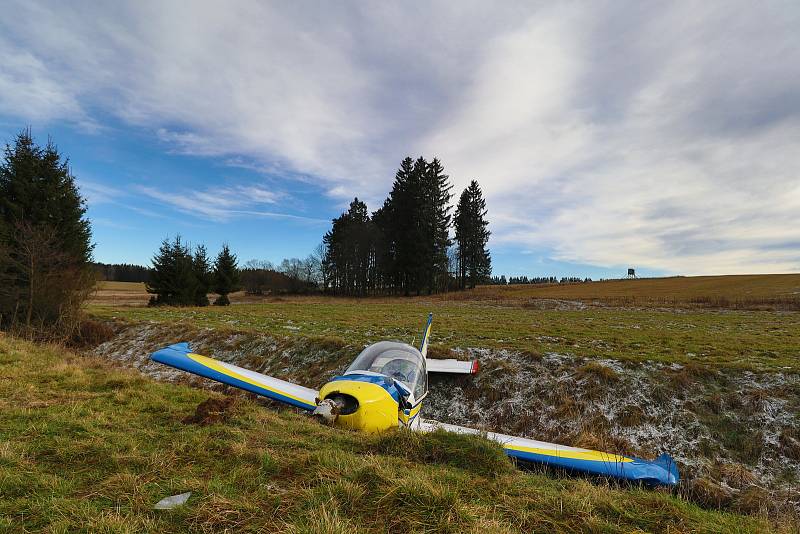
421, 157, 452, 293
454, 180, 491, 288
146, 236, 196, 306
321, 156, 491, 297
323, 198, 378, 296
0, 129, 94, 331
374, 157, 418, 294
213, 244, 239, 306
192, 244, 212, 306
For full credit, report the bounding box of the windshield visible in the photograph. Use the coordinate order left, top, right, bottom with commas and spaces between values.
347, 341, 426, 399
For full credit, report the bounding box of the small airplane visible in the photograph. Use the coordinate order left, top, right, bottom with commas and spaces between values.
151, 313, 679, 486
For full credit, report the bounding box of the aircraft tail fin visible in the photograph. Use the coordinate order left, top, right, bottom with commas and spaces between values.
419, 313, 433, 357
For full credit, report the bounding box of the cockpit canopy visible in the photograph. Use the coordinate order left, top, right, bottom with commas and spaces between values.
346, 341, 427, 400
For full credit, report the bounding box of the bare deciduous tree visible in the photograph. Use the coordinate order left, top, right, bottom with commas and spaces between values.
0, 221, 94, 338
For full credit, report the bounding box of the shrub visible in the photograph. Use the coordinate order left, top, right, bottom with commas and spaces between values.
69, 319, 115, 348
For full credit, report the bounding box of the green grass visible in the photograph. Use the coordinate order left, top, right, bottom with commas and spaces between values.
0, 336, 786, 533
90, 301, 800, 372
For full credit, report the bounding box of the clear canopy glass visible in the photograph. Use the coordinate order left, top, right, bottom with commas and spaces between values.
346, 341, 426, 399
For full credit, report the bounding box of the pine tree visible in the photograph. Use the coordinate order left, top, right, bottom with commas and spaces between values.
146, 236, 195, 306
421, 157, 452, 293
192, 244, 212, 306
0, 129, 94, 331
454, 180, 491, 289
213, 244, 239, 306
374, 157, 418, 295
321, 156, 489, 297
323, 198, 379, 296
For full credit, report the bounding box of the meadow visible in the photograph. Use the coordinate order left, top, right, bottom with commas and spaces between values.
90, 295, 800, 373
0, 336, 785, 533
443, 274, 800, 309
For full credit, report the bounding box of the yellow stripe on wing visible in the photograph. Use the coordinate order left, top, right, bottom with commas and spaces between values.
188, 353, 314, 408
504, 444, 633, 463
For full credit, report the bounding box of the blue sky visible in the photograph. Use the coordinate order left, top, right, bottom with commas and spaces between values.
1, 2, 798, 277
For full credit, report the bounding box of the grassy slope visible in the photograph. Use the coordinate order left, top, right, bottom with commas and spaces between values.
0, 336, 781, 533
91, 301, 800, 372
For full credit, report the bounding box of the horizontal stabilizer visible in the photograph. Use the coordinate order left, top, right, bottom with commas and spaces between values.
151, 342, 318, 411
426, 358, 479, 374
418, 419, 679, 486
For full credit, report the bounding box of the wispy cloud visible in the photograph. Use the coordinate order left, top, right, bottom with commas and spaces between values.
77, 179, 123, 205
90, 217, 135, 230
135, 183, 324, 223
1, 1, 799, 273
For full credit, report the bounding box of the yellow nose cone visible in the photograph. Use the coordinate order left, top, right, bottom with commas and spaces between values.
319, 379, 399, 433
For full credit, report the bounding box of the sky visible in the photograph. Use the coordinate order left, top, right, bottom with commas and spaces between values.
1, 1, 799, 278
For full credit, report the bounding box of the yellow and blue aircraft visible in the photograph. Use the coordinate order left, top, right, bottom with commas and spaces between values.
151, 313, 679, 486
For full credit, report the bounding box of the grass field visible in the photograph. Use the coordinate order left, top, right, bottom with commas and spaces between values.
442, 274, 800, 308
88, 274, 800, 373
91, 300, 800, 373
91, 281, 150, 307
92, 273, 800, 309
0, 336, 786, 533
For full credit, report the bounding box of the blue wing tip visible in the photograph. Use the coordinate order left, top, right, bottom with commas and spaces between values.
151, 342, 192, 363
654, 453, 680, 484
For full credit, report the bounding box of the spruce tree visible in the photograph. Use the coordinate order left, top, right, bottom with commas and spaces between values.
422, 157, 452, 293
408, 157, 428, 294
454, 180, 491, 289
192, 244, 212, 306
323, 198, 379, 296
146, 236, 196, 306
375, 157, 418, 294
213, 244, 239, 306
0, 129, 94, 331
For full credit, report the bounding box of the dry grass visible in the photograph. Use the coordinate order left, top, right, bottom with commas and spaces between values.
93, 273, 800, 310
91, 281, 151, 306
442, 274, 800, 309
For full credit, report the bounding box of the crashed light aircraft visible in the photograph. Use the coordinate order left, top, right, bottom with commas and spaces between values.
151, 313, 679, 486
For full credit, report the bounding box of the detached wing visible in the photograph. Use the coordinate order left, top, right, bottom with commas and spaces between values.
151, 342, 318, 411
418, 419, 679, 486
426, 358, 479, 374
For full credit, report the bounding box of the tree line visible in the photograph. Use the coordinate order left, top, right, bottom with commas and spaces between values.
93, 262, 151, 283
322, 157, 491, 296
146, 243, 327, 305
486, 275, 594, 285
146, 237, 239, 306
241, 256, 321, 295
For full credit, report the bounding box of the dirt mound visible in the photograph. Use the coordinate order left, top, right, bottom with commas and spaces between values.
183, 396, 237, 426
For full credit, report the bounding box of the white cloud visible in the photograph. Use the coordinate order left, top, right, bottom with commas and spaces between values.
136, 183, 324, 224
418, 3, 800, 274
77, 180, 123, 205
1, 1, 799, 274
